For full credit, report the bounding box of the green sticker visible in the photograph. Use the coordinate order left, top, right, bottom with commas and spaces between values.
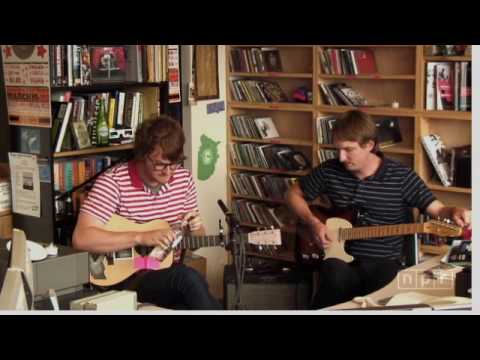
197, 134, 220, 181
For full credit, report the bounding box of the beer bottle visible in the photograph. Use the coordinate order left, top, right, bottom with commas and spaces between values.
96, 98, 109, 146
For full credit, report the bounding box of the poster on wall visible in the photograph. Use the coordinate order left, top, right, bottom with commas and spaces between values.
197, 134, 220, 181
8, 152, 41, 218
1, 45, 51, 127
168, 45, 181, 104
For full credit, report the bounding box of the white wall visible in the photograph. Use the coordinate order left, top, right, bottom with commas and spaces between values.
181, 45, 228, 299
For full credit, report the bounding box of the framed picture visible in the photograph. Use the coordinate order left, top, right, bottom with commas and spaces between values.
90, 46, 127, 83
194, 45, 219, 100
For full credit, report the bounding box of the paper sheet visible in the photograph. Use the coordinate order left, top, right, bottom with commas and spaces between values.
8, 152, 41, 217
386, 291, 471, 309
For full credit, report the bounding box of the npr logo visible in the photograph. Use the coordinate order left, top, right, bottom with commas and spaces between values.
397, 270, 453, 290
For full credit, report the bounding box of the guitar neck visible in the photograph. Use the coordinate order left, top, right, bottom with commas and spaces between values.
180, 234, 226, 249
340, 223, 425, 241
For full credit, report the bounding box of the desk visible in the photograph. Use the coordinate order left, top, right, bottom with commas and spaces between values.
328, 255, 455, 310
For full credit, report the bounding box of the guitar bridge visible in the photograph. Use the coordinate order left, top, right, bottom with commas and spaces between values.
135, 246, 153, 257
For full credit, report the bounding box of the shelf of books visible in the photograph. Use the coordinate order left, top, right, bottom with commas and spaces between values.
226, 44, 472, 262
1, 44, 178, 245
48, 45, 170, 226
227, 45, 316, 263
418, 45, 471, 210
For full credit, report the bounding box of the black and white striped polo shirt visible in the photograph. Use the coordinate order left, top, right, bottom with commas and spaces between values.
299, 156, 436, 260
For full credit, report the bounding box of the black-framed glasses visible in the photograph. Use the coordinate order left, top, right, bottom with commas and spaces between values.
147, 155, 182, 171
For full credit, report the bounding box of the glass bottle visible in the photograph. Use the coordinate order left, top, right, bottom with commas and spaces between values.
96, 98, 109, 147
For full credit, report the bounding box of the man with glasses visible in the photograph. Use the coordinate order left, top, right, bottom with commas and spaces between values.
73, 116, 221, 310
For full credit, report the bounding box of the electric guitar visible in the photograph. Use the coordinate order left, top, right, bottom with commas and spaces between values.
296, 207, 463, 267
89, 214, 281, 287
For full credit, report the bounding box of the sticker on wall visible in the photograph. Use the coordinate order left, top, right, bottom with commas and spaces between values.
197, 134, 220, 181
206, 100, 225, 114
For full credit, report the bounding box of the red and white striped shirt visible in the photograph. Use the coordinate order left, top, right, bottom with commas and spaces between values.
81, 160, 198, 224
80, 161, 199, 260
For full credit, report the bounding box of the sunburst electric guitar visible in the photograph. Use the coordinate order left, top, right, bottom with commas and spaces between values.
89, 214, 281, 287
296, 207, 464, 267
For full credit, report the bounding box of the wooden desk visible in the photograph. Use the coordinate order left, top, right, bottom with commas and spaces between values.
328, 255, 455, 310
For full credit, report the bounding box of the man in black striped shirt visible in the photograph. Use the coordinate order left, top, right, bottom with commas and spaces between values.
286, 110, 471, 309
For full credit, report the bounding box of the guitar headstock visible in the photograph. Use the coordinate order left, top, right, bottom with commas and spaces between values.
423, 220, 463, 237
247, 228, 282, 246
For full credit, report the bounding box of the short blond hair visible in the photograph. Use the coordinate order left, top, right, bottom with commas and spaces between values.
331, 110, 377, 147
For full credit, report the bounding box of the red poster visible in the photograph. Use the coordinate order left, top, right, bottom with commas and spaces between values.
6, 86, 51, 127
1, 45, 51, 127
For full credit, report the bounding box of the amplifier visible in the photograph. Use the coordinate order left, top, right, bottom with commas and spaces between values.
223, 265, 312, 310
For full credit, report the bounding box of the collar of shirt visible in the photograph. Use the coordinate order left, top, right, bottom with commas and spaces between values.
365, 151, 389, 181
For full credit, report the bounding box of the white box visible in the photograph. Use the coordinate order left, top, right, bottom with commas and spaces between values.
70, 290, 137, 311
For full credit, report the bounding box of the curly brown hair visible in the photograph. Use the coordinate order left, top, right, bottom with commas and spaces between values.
134, 116, 186, 162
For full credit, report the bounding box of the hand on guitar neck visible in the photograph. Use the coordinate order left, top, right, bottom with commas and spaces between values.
297, 207, 464, 267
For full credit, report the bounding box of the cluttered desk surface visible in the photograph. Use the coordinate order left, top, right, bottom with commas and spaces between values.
328, 255, 469, 310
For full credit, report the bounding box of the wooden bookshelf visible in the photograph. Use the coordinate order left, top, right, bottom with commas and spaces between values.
232, 193, 287, 205
420, 244, 450, 255
229, 101, 313, 112
227, 45, 315, 262
420, 111, 471, 121
231, 136, 312, 147
427, 183, 472, 194
226, 44, 472, 263
316, 105, 417, 117
1, 45, 179, 246
53, 143, 134, 158
230, 72, 313, 79
417, 45, 471, 212
424, 56, 471, 62
380, 144, 415, 155
319, 74, 416, 80
230, 166, 310, 177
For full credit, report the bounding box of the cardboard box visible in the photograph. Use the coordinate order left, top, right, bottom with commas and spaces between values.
0, 181, 11, 213
0, 212, 12, 240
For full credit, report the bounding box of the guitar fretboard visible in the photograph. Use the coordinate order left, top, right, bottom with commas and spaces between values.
180, 235, 226, 249
340, 223, 425, 241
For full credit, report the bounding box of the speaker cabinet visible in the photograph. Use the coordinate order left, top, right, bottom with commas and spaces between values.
223, 265, 312, 310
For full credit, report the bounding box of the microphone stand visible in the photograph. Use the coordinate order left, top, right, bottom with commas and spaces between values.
217, 200, 245, 310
